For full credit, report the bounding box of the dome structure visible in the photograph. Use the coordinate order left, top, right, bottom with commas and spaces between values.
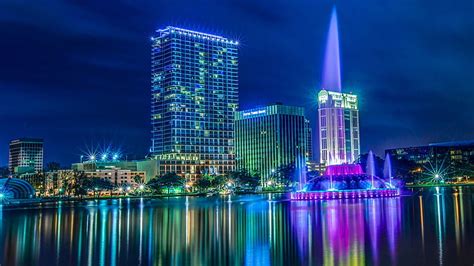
0, 178, 36, 200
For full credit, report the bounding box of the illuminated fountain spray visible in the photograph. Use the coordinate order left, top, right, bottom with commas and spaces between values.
384, 153, 393, 188
322, 6, 341, 92
296, 154, 307, 190
367, 151, 375, 189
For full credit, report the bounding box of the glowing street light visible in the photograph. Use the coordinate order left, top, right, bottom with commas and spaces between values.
101, 153, 108, 161
139, 184, 144, 190
126, 186, 131, 191
90, 155, 96, 161
0, 193, 5, 198
112, 154, 119, 161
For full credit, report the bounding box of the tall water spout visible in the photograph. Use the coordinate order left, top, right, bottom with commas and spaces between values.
367, 150, 375, 189
322, 6, 342, 92
297, 154, 307, 191
384, 153, 393, 188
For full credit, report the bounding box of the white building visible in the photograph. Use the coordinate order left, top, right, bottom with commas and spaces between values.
84, 168, 146, 187
318, 90, 360, 165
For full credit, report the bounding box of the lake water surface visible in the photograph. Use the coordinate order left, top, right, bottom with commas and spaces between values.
0, 187, 473, 265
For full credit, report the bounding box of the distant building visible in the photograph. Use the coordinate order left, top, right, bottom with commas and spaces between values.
235, 104, 311, 184
386, 141, 474, 165
9, 138, 44, 174
72, 159, 158, 183
84, 168, 146, 187
150, 26, 239, 180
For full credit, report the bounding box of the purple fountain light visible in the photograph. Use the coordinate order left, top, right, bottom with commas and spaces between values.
384, 153, 393, 188
325, 164, 364, 176
322, 7, 342, 92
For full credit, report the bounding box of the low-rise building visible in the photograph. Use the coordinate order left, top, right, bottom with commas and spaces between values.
84, 168, 146, 187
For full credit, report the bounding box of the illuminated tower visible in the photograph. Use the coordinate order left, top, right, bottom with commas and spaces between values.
318, 7, 360, 165
150, 27, 239, 180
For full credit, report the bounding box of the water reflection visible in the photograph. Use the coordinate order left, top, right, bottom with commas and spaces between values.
0, 187, 473, 265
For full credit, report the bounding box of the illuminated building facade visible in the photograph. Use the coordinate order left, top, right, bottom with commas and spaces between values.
235, 104, 311, 183
386, 141, 474, 166
318, 90, 360, 165
8, 138, 44, 174
318, 7, 360, 165
84, 169, 146, 187
150, 27, 239, 180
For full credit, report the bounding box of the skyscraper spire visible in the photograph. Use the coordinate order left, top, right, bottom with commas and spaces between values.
322, 6, 341, 91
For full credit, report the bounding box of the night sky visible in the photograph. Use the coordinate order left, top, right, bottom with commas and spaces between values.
1, 0, 473, 167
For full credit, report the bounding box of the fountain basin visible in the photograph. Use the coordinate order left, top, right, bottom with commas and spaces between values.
291, 188, 399, 200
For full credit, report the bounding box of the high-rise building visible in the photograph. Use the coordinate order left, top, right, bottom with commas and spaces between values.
8, 138, 44, 174
235, 104, 311, 184
150, 27, 239, 180
318, 90, 360, 165
318, 8, 360, 165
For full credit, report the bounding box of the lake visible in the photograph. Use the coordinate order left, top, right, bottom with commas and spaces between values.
0, 186, 473, 265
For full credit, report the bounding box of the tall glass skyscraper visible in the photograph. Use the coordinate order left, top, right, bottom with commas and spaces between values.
150, 27, 238, 180
235, 104, 311, 185
318, 7, 360, 165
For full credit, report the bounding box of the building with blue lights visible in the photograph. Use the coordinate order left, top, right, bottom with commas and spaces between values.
150, 27, 239, 180
235, 104, 311, 184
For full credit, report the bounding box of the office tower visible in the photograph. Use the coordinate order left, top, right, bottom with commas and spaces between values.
150, 27, 238, 180
9, 138, 44, 174
235, 104, 310, 184
318, 8, 360, 165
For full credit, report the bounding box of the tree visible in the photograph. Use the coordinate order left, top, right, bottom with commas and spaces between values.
147, 172, 186, 194
82, 178, 114, 192
133, 175, 143, 185
229, 169, 260, 190
194, 177, 212, 192
274, 163, 296, 187
45, 162, 61, 172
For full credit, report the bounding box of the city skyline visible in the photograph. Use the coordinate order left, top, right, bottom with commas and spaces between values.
1, 1, 473, 166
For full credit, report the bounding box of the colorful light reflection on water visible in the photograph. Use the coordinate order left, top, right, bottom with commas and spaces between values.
0, 187, 473, 265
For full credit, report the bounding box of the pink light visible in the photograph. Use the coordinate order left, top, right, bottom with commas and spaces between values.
324, 164, 364, 176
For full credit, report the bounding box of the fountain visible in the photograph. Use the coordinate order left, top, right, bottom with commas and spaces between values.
367, 150, 375, 189
322, 6, 342, 92
291, 7, 400, 200
384, 153, 393, 188
291, 151, 399, 200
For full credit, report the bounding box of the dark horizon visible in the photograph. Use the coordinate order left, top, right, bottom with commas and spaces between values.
1, 0, 473, 166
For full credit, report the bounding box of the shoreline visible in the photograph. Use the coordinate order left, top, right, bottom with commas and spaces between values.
0, 190, 290, 207
2, 185, 473, 207
406, 183, 474, 188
